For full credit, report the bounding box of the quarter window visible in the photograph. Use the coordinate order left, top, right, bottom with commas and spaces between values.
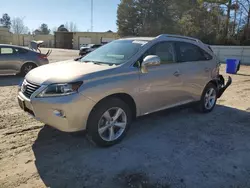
202, 50, 213, 60
175, 42, 212, 62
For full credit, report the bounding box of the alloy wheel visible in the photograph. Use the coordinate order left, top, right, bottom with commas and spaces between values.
204, 88, 216, 110
24, 65, 34, 74
98, 107, 127, 142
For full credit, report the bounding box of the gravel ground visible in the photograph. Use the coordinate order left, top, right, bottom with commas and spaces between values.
0, 48, 250, 188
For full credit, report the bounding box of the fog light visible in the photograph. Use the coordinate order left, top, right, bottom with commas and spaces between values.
53, 110, 66, 118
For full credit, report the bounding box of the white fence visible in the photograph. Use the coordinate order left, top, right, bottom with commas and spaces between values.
211, 45, 250, 65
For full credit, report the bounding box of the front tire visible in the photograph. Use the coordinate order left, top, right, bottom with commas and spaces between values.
197, 83, 218, 113
87, 97, 132, 147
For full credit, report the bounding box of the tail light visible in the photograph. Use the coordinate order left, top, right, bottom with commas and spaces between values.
38, 54, 47, 59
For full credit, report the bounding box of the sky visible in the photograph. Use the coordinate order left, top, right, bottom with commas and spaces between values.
0, 0, 120, 32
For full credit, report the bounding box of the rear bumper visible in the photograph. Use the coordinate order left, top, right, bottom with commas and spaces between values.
38, 59, 49, 66
216, 75, 232, 98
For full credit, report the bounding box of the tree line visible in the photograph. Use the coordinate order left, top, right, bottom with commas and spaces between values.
117, 0, 250, 45
0, 13, 78, 35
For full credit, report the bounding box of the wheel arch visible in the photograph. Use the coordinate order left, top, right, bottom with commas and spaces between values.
87, 93, 137, 128
200, 79, 218, 99
20, 61, 38, 70
207, 79, 218, 88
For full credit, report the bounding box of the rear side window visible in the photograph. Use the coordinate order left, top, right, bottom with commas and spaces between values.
15, 48, 29, 54
0, 47, 14, 55
175, 42, 212, 62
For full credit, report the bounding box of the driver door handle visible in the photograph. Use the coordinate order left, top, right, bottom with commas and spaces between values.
173, 71, 181, 77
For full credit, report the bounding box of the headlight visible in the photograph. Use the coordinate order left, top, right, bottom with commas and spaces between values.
18, 79, 24, 92
37, 81, 83, 97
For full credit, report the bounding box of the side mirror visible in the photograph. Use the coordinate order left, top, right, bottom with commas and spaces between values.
141, 55, 161, 73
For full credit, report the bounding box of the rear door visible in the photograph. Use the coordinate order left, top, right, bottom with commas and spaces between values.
174, 41, 214, 101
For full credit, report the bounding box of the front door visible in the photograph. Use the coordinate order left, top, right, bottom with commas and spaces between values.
137, 41, 186, 115
0, 47, 20, 74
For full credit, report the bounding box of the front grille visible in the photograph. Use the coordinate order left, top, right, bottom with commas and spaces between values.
21, 80, 40, 98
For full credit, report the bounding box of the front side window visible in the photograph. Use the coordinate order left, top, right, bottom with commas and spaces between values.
175, 42, 211, 62
81, 40, 147, 65
144, 42, 175, 64
0, 47, 14, 55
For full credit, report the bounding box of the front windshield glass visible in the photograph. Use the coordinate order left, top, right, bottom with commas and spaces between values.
80, 40, 147, 65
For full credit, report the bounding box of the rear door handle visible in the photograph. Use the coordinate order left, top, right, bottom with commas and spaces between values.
173, 71, 181, 77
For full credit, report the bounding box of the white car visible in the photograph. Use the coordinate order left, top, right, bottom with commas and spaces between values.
79, 44, 103, 56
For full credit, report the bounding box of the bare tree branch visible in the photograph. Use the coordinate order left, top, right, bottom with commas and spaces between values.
11, 17, 29, 34
64, 22, 78, 32
238, 1, 249, 12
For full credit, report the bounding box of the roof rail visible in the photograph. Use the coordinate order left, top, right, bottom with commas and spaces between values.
156, 34, 201, 43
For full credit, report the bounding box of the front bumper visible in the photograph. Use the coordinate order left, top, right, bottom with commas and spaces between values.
17, 91, 96, 132
216, 75, 232, 98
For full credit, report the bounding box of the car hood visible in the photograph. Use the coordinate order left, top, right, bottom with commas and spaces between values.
25, 60, 116, 85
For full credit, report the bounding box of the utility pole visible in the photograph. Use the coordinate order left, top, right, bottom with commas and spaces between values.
233, 0, 238, 35
237, 10, 242, 40
91, 0, 93, 32
225, 0, 232, 38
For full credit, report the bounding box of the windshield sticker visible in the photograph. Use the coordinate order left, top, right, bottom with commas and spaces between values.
132, 40, 148, 46
107, 54, 124, 59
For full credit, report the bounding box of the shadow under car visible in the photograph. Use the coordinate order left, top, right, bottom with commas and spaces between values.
32, 105, 250, 188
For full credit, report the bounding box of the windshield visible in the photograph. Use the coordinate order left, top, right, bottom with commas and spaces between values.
80, 40, 147, 65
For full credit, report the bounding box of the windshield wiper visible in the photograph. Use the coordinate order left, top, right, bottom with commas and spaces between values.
83, 61, 114, 66
93, 62, 113, 66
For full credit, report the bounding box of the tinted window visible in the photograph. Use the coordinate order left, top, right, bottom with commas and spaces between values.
201, 50, 213, 60
175, 42, 211, 62
146, 42, 175, 64
0, 47, 14, 55
15, 48, 28, 54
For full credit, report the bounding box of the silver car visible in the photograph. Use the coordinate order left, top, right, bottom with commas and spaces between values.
17, 34, 232, 147
0, 44, 49, 75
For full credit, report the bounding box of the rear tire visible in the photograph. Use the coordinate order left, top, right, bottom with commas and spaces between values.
196, 83, 218, 113
86, 97, 132, 147
20, 63, 37, 76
